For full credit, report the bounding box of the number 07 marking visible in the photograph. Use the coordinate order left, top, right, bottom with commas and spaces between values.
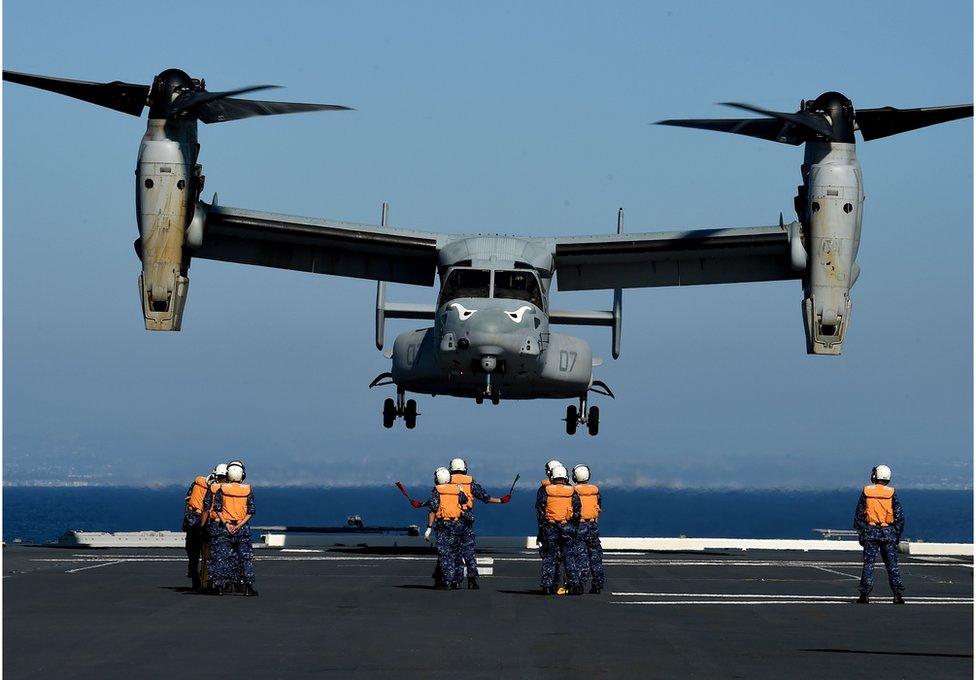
559, 350, 577, 372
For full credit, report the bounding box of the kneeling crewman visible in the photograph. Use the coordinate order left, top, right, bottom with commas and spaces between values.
853, 465, 905, 604
572, 464, 604, 594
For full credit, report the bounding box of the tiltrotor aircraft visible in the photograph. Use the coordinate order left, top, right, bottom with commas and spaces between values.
4, 69, 972, 435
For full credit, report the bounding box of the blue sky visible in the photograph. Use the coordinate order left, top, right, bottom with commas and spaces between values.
3, 1, 972, 488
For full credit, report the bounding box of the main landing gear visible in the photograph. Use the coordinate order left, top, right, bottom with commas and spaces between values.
564, 381, 614, 437
382, 390, 418, 429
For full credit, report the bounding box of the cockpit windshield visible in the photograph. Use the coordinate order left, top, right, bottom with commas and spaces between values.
439, 268, 491, 306
494, 270, 544, 308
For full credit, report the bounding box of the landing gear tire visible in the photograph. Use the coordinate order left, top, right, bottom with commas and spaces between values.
382, 398, 396, 429
565, 405, 578, 435
587, 406, 600, 436
404, 399, 418, 429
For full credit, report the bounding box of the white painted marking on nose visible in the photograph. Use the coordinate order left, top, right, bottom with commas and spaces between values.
449, 302, 477, 320
505, 305, 532, 322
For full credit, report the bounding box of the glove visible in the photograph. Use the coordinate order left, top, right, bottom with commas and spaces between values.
410, 500, 422, 508
500, 495, 511, 504
424, 527, 433, 542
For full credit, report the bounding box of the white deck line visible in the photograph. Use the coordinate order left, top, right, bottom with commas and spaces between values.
611, 592, 973, 600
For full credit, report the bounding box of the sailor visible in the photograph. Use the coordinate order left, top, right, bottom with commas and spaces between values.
182, 469, 213, 590
572, 464, 604, 594
853, 465, 905, 604
425, 467, 468, 590
447, 457, 511, 590
537, 464, 583, 595
536, 459, 564, 585
222, 460, 257, 596
200, 463, 228, 592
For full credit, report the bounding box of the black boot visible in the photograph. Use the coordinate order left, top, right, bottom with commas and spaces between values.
589, 585, 602, 595
857, 593, 869, 604
244, 585, 259, 597
450, 582, 461, 590
191, 576, 201, 590
542, 586, 555, 595
467, 577, 480, 590
893, 593, 905, 604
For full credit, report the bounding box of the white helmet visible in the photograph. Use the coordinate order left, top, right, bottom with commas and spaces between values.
435, 467, 451, 485
227, 461, 245, 483
872, 465, 892, 483
545, 460, 562, 478
213, 463, 228, 479
550, 465, 568, 482
572, 464, 590, 483
449, 458, 467, 474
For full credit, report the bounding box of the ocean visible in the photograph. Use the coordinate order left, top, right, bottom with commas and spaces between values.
3, 486, 971, 545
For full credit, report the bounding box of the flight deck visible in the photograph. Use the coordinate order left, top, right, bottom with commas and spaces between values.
3, 543, 972, 678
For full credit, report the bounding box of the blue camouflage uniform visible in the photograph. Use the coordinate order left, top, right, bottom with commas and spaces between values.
853, 488, 905, 595
456, 480, 493, 579
426, 487, 468, 587
202, 485, 256, 590
202, 487, 230, 588
577, 490, 604, 589
536, 484, 584, 590
182, 489, 205, 586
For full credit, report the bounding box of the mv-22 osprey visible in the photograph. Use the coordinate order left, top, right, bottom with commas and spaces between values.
3, 70, 972, 435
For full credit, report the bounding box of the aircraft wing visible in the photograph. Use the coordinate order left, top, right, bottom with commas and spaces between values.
553, 223, 801, 291
193, 204, 442, 286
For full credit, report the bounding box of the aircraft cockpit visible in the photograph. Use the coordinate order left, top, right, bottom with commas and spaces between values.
438, 268, 544, 309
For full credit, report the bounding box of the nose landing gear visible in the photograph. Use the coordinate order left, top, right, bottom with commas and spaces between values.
382, 390, 418, 429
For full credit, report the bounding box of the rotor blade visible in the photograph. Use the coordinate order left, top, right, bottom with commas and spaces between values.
169, 84, 280, 116
720, 102, 835, 139
855, 103, 974, 141
2, 70, 148, 116
656, 117, 807, 145
195, 97, 353, 124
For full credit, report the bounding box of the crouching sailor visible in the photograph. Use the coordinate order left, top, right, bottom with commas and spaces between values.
854, 465, 905, 604
425, 467, 468, 590
572, 464, 604, 594
537, 464, 584, 595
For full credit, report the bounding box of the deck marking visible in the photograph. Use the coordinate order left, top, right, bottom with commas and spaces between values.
811, 565, 860, 580
65, 560, 123, 573
611, 592, 973, 601
612, 600, 973, 606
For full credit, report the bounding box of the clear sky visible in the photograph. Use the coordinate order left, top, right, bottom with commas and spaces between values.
3, 1, 972, 489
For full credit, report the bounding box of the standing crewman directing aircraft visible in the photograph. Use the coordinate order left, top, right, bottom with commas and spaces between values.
572, 464, 605, 594
447, 458, 511, 590
425, 467, 468, 590
853, 465, 905, 604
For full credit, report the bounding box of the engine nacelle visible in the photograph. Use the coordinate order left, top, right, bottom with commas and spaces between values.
800, 143, 863, 355
135, 119, 198, 331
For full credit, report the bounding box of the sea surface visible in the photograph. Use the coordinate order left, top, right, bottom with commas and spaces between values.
3, 486, 972, 545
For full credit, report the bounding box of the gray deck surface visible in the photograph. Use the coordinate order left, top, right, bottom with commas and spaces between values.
3, 545, 972, 679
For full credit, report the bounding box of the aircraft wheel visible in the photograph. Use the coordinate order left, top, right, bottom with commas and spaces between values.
383, 398, 396, 429
404, 399, 418, 429
565, 405, 578, 435
587, 406, 600, 436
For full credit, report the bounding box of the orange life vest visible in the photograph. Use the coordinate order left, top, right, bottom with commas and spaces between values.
863, 484, 894, 525
575, 483, 601, 521
539, 479, 551, 487
435, 484, 462, 520
451, 473, 474, 511
186, 476, 208, 514
217, 482, 252, 524
544, 483, 575, 523
207, 482, 222, 520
